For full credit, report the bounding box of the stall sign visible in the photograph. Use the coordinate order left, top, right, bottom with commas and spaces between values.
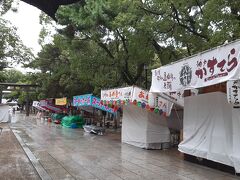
159, 91, 184, 107
150, 40, 240, 93
132, 87, 149, 104
40, 100, 47, 107
101, 86, 133, 101
227, 80, 240, 107
155, 96, 173, 116
55, 97, 67, 106
39, 99, 62, 112
91, 96, 115, 114
132, 87, 174, 116
73, 94, 92, 106
33, 101, 40, 107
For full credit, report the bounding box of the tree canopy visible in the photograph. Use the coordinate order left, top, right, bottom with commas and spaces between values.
0, 0, 33, 71
27, 0, 240, 98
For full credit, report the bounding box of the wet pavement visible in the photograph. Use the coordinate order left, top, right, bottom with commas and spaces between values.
3, 113, 240, 180
0, 123, 40, 180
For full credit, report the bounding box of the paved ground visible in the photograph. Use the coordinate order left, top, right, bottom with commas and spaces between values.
2, 113, 240, 180
0, 123, 40, 179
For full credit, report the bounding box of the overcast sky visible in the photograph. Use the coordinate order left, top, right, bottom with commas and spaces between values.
3, 1, 42, 73
3, 1, 42, 54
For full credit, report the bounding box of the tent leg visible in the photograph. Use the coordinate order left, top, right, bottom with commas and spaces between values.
26, 89, 30, 117
0, 89, 2, 104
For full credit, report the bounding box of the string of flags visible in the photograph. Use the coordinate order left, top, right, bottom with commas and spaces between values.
100, 99, 167, 117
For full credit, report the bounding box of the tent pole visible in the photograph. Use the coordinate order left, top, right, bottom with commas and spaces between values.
25, 88, 30, 116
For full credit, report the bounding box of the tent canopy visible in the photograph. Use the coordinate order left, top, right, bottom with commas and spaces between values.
73, 94, 115, 114
122, 105, 170, 149
150, 40, 240, 94
101, 86, 173, 116
179, 92, 240, 173
39, 99, 62, 113
32, 101, 48, 111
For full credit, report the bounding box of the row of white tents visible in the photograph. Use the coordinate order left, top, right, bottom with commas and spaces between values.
3, 39, 239, 173
101, 86, 177, 149
101, 39, 240, 173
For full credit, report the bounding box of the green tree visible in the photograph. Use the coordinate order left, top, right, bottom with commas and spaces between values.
56, 0, 155, 87
31, 0, 240, 98
0, 0, 33, 71
3, 69, 24, 83
29, 38, 94, 99
0, 19, 33, 68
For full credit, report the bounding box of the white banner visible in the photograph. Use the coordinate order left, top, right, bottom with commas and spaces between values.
32, 101, 40, 107
160, 91, 184, 107
150, 40, 240, 93
155, 96, 173, 116
101, 86, 133, 101
33, 101, 47, 111
101, 86, 174, 116
132, 86, 149, 104
227, 80, 240, 107
132, 87, 173, 115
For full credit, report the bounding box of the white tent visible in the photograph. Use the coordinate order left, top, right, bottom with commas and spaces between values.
101, 86, 171, 149
0, 104, 10, 123
149, 40, 240, 172
122, 105, 170, 149
178, 92, 240, 173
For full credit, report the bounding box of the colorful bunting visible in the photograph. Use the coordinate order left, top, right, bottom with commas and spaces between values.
159, 109, 163, 115
154, 108, 159, 113
137, 101, 141, 107
133, 100, 137, 105
141, 102, 146, 109
100, 98, 168, 116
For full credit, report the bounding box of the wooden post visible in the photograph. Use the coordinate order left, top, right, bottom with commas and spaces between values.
0, 88, 2, 104
26, 88, 30, 116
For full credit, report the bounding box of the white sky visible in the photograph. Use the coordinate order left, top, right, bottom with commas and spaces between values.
3, 1, 42, 54
3, 1, 42, 73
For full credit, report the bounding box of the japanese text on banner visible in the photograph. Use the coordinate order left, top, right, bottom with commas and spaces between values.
150, 41, 240, 93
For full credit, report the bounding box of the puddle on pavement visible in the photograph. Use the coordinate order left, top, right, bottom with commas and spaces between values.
2, 129, 10, 132
12, 129, 21, 133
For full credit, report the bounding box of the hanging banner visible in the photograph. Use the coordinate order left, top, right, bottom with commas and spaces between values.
150, 40, 240, 93
32, 101, 40, 107
55, 97, 67, 106
159, 91, 184, 107
91, 96, 115, 114
33, 101, 46, 111
155, 96, 173, 116
157, 89, 198, 107
101, 86, 174, 116
132, 87, 149, 104
40, 100, 62, 112
132, 87, 173, 115
73, 94, 92, 106
227, 80, 240, 107
73, 94, 115, 114
101, 86, 133, 101
40, 100, 47, 107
